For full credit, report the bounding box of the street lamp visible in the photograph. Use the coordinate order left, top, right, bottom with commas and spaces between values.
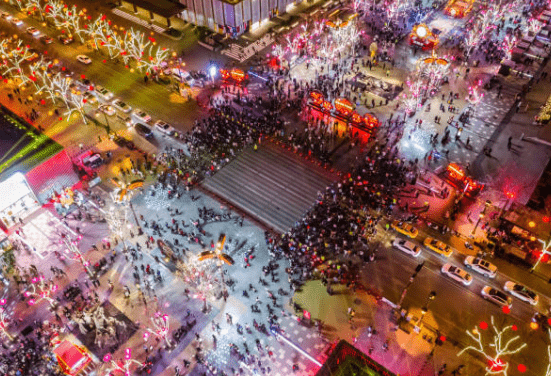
500, 191, 515, 217
419, 290, 436, 327
471, 200, 492, 235
208, 65, 217, 85
95, 110, 111, 135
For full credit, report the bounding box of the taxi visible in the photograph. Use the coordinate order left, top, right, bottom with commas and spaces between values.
390, 220, 419, 238
424, 237, 453, 257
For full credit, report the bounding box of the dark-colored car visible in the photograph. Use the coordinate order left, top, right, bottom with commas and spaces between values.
134, 123, 153, 139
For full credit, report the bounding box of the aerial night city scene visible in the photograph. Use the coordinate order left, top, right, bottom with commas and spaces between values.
2, 0, 551, 375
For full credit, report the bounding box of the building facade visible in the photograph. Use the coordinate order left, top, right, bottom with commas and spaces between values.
179, 0, 296, 36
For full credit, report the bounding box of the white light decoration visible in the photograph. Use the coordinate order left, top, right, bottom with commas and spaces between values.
24, 0, 45, 20
44, 0, 66, 25
501, 35, 517, 60
0, 305, 13, 340
458, 316, 527, 376
141, 45, 170, 75
102, 350, 142, 376
24, 275, 58, 308
143, 311, 172, 347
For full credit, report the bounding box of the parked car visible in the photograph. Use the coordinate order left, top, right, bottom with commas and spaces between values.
83, 92, 97, 104
97, 104, 115, 116
94, 85, 113, 101
39, 35, 54, 44
424, 237, 453, 257
481, 286, 512, 308
134, 122, 153, 139
26, 27, 40, 36
82, 153, 103, 168
58, 35, 73, 44
132, 109, 151, 123
10, 18, 23, 26
1, 12, 13, 21
171, 68, 195, 86
153, 120, 175, 135
391, 220, 418, 238
112, 99, 132, 113
464, 256, 497, 278
503, 282, 539, 305
441, 263, 472, 286
76, 55, 92, 65
391, 238, 421, 257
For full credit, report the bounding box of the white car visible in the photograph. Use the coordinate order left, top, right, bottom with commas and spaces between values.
10, 18, 23, 26
441, 263, 472, 286
392, 238, 421, 257
26, 27, 40, 36
481, 286, 512, 308
1, 12, 13, 21
94, 85, 113, 101
464, 256, 497, 278
133, 109, 151, 123
154, 120, 176, 135
83, 92, 97, 104
76, 55, 92, 65
503, 282, 539, 305
112, 99, 132, 113
97, 104, 115, 116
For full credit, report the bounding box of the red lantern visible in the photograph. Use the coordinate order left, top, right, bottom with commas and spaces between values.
40, 99, 46, 105
511, 324, 517, 331
518, 364, 527, 373
501, 306, 510, 314
82, 99, 87, 103
80, 74, 86, 79
479, 321, 488, 330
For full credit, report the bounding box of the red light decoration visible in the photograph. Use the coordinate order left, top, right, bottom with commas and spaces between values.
511, 324, 517, 331
334, 98, 354, 116
322, 101, 333, 112
40, 99, 45, 105
102, 60, 106, 63
439, 335, 446, 342
351, 112, 362, 124
89, 85, 94, 91
310, 91, 324, 106
488, 359, 505, 372
479, 321, 488, 330
81, 74, 86, 79
502, 306, 510, 314
518, 364, 527, 373
543, 216, 550, 223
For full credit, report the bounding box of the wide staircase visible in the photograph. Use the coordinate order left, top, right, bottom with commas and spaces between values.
201, 140, 339, 233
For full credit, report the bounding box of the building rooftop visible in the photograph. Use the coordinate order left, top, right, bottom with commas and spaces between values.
123, 0, 186, 18
0, 105, 62, 180
315, 340, 397, 376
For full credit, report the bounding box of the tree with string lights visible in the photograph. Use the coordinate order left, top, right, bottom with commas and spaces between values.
24, 0, 46, 20
143, 311, 172, 347
44, 0, 66, 26
141, 45, 170, 75
458, 316, 527, 375
102, 350, 143, 376
24, 275, 59, 308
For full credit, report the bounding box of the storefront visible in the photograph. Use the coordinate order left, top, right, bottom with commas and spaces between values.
0, 172, 40, 231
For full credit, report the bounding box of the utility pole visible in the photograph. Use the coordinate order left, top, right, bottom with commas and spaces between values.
398, 261, 424, 309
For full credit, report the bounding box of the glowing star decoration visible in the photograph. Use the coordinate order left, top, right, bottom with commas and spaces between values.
144, 311, 172, 347
458, 316, 527, 375
101, 349, 142, 376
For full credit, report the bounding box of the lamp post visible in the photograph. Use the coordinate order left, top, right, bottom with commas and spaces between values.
95, 110, 111, 135
471, 200, 492, 235
419, 290, 436, 328
500, 191, 515, 217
